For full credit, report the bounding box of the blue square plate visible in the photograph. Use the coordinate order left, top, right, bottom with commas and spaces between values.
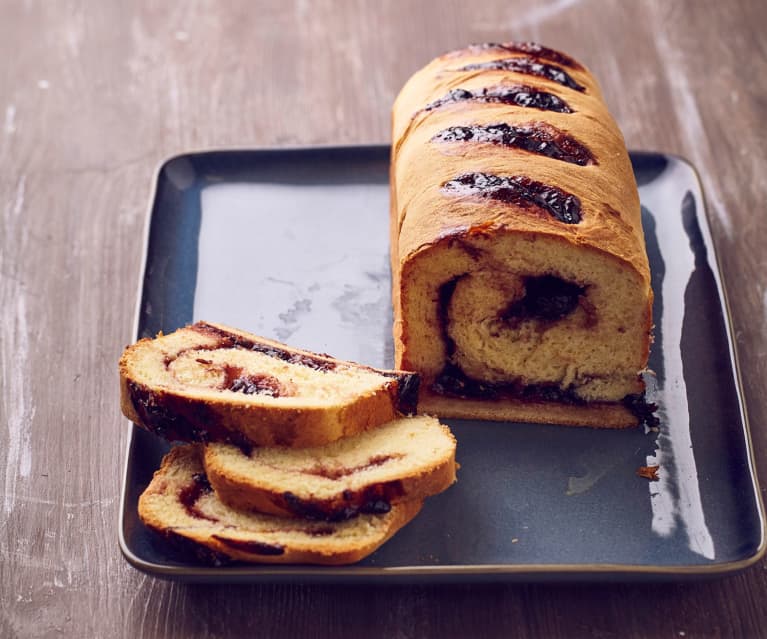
119, 147, 765, 582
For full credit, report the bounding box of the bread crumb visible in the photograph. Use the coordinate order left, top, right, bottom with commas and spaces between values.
637, 465, 660, 481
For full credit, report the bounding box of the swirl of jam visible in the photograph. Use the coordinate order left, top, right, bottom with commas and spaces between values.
442, 172, 582, 224
425, 86, 573, 114
457, 57, 585, 92
432, 122, 595, 166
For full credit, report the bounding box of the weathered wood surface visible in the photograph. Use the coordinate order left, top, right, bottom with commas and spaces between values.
1, 0, 766, 637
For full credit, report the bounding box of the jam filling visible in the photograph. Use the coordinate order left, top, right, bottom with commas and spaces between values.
425, 86, 573, 114
461, 42, 583, 70
300, 454, 401, 481
442, 172, 582, 224
188, 322, 420, 416
211, 535, 285, 556
191, 322, 338, 372
432, 122, 595, 166
501, 275, 585, 323
179, 473, 218, 523
432, 364, 659, 426
457, 57, 585, 91
222, 365, 285, 397
433, 362, 585, 404
129, 381, 254, 451
282, 480, 405, 522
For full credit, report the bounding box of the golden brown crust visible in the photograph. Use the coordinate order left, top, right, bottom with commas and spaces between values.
390, 42, 653, 426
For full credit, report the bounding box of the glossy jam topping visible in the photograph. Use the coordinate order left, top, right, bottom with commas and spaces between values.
458, 57, 585, 91
501, 275, 585, 323
462, 42, 583, 70
425, 86, 573, 114
442, 172, 582, 224
432, 122, 595, 165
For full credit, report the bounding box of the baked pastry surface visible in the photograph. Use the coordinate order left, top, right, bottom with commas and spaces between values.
203, 415, 457, 520
120, 321, 420, 448
390, 42, 653, 427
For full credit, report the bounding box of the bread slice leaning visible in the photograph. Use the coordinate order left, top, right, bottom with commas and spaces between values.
202, 415, 457, 520
138, 445, 423, 565
119, 321, 420, 448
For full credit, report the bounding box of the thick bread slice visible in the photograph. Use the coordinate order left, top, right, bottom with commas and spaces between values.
203, 415, 457, 519
120, 321, 420, 448
138, 445, 423, 565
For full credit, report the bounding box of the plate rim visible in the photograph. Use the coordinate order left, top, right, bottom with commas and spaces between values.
117, 145, 767, 582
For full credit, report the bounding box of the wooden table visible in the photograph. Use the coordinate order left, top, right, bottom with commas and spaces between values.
2, 1, 766, 636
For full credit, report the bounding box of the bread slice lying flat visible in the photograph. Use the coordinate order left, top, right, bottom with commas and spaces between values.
139, 445, 423, 565
119, 321, 420, 448
202, 415, 457, 520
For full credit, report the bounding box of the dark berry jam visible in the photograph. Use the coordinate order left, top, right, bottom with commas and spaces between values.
462, 42, 583, 70
189, 322, 420, 416
432, 362, 585, 404
192, 323, 338, 372
458, 57, 584, 91
179, 473, 218, 522
425, 86, 573, 114
623, 393, 660, 428
442, 172, 582, 224
432, 122, 595, 166
222, 365, 284, 397
501, 275, 585, 322
211, 535, 285, 556
128, 381, 254, 451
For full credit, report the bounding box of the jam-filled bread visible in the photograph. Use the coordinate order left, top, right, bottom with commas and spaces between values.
390, 42, 654, 427
120, 322, 420, 448
202, 415, 457, 520
138, 445, 423, 565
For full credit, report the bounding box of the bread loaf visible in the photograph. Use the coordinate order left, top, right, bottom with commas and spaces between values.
202, 415, 457, 520
390, 43, 653, 427
138, 445, 422, 565
120, 321, 420, 448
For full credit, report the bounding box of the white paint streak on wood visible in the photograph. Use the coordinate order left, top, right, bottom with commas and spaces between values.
473, 0, 584, 30
10, 495, 117, 508
2, 175, 33, 516
4, 105, 16, 134
653, 25, 733, 238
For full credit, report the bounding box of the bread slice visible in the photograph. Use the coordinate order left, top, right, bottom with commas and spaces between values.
202, 415, 457, 520
119, 321, 420, 448
138, 445, 423, 565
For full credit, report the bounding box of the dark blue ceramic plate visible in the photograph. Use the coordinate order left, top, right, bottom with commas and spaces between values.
119, 147, 765, 582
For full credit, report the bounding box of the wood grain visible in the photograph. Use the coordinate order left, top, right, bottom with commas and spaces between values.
1, 0, 766, 637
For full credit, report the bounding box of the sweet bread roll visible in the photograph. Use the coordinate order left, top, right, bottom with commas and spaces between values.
120, 322, 419, 448
390, 42, 653, 427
